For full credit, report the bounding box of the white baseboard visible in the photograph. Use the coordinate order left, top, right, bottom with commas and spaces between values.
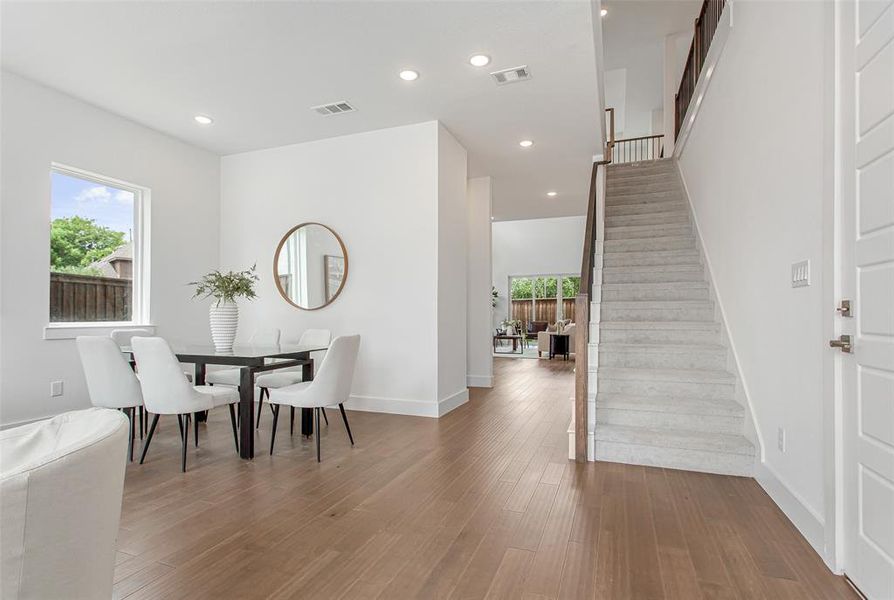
438, 388, 469, 417
755, 461, 832, 569
467, 374, 493, 388
346, 388, 469, 418
346, 394, 440, 417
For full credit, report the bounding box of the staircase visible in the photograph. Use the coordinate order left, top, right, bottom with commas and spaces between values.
591, 159, 754, 476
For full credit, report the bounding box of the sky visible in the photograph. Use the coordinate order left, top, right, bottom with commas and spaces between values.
51, 171, 134, 238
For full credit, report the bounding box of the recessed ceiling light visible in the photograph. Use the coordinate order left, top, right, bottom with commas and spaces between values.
399, 70, 419, 81
519, 139, 534, 148
193, 115, 213, 125
600, 7, 608, 16
547, 191, 558, 197
469, 54, 491, 67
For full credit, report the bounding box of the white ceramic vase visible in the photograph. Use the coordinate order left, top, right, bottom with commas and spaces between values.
209, 300, 238, 351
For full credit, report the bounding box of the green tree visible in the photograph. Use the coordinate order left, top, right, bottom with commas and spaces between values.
50, 216, 125, 271
510, 277, 533, 299
562, 276, 581, 297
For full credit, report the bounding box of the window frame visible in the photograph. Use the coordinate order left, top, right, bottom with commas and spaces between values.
44, 163, 152, 339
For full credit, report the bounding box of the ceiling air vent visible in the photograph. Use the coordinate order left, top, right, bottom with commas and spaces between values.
490, 65, 532, 86
311, 101, 357, 116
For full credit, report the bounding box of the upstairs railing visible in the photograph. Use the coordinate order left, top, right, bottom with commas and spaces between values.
675, 0, 727, 136
612, 135, 664, 164
603, 107, 664, 165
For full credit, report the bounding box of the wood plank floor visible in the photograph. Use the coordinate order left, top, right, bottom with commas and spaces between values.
115, 357, 856, 599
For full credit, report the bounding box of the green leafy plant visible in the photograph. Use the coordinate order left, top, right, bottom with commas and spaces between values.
50, 216, 125, 270
189, 265, 259, 304
491, 286, 498, 308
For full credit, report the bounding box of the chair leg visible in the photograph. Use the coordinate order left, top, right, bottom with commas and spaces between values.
270, 404, 280, 455
181, 414, 190, 473
256, 388, 266, 429
177, 414, 184, 439
228, 404, 239, 453
315, 408, 321, 462
193, 412, 199, 447
321, 407, 329, 425
138, 406, 144, 440
339, 403, 354, 446
127, 407, 135, 462
139, 414, 160, 464
290, 406, 295, 436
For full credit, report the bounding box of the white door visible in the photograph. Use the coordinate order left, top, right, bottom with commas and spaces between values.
838, 1, 894, 598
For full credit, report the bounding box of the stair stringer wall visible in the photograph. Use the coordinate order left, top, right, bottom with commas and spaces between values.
673, 162, 765, 467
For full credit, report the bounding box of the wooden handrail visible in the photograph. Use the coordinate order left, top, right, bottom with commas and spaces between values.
573, 161, 600, 462
675, 0, 727, 137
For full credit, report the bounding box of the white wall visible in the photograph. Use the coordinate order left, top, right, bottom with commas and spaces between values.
676, 0, 831, 557
0, 72, 221, 426
436, 125, 469, 412
220, 120, 468, 418
492, 216, 586, 328
467, 177, 493, 387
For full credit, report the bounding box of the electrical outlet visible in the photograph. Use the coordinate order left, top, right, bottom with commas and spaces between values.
50, 381, 63, 397
777, 427, 786, 452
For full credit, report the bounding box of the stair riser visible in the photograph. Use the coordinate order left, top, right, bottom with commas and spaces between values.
601, 305, 714, 322
595, 408, 742, 435
608, 170, 677, 180
594, 442, 753, 476
599, 349, 727, 370
605, 213, 690, 227
599, 328, 721, 345
604, 224, 691, 240
605, 238, 696, 253
606, 202, 687, 217
596, 377, 734, 400
603, 270, 705, 284
602, 252, 701, 268
601, 287, 709, 302
608, 165, 677, 178
607, 185, 681, 198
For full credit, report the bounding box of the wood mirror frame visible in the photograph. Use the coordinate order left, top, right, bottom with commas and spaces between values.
273, 222, 349, 311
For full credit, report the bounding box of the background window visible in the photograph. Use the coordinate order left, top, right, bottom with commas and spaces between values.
49, 166, 146, 323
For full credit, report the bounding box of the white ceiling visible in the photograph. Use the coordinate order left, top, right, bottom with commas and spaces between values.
602, 0, 700, 137
1, 1, 603, 221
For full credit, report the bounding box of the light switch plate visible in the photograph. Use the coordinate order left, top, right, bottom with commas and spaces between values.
791, 260, 810, 288
50, 380, 63, 397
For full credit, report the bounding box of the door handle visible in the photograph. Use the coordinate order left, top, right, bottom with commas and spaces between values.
829, 335, 853, 353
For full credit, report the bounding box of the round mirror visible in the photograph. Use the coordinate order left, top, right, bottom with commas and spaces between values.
273, 223, 348, 310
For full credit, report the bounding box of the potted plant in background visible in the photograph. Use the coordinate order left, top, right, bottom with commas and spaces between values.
189, 265, 258, 351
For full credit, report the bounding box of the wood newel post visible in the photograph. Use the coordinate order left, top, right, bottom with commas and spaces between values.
574, 293, 589, 462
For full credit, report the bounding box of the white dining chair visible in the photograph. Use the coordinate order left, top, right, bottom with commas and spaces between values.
267, 335, 360, 461
205, 328, 280, 426
131, 336, 240, 472
76, 336, 145, 462
257, 328, 331, 434
109, 328, 156, 436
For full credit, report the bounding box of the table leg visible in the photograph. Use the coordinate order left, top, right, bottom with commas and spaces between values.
301, 360, 314, 437
239, 366, 255, 459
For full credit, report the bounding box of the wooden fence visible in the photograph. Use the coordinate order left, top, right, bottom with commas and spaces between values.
49, 273, 131, 322
510, 298, 576, 325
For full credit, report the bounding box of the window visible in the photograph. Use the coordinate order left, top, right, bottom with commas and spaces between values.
508, 274, 578, 326
49, 165, 148, 325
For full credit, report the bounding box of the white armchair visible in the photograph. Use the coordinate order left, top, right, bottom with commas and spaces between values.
537, 320, 576, 357
0, 408, 129, 599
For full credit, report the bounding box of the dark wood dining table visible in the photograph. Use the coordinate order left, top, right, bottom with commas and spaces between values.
124, 342, 328, 459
